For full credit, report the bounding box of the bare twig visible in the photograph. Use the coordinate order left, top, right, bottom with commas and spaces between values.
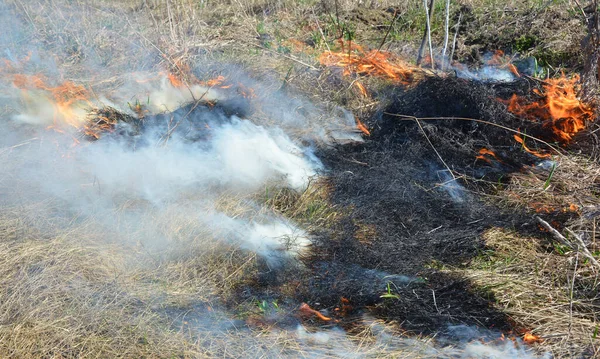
450, 12, 462, 69
432, 289, 441, 314
312, 13, 331, 54
536, 216, 600, 270
376, 10, 400, 53
413, 117, 456, 180
424, 0, 435, 69
536, 216, 572, 247
567, 248, 578, 341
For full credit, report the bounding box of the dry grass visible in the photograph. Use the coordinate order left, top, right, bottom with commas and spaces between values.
451, 227, 600, 358
501, 154, 600, 234
0, 198, 282, 357
0, 205, 444, 358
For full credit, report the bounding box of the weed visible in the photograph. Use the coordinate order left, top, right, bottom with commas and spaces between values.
380, 282, 400, 300
514, 35, 537, 53
543, 162, 556, 190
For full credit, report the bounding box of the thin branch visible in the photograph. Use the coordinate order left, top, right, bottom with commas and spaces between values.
536, 216, 572, 247
568, 247, 578, 341
449, 12, 462, 67
376, 9, 400, 53
441, 0, 451, 70
414, 117, 456, 180
536, 216, 600, 270
566, 228, 600, 269
417, 0, 436, 66
312, 12, 331, 54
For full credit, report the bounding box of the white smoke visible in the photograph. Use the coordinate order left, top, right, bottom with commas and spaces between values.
456, 66, 516, 83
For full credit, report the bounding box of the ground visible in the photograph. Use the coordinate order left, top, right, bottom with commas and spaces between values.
0, 0, 598, 358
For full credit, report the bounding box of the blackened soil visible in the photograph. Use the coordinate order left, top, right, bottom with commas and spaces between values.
302, 76, 562, 334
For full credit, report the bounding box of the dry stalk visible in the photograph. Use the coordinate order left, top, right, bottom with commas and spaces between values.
413, 117, 456, 180
536, 216, 600, 270
449, 12, 462, 68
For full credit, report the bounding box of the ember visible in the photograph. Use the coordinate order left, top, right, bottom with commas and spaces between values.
475, 148, 499, 163
355, 117, 370, 136
298, 303, 332, 322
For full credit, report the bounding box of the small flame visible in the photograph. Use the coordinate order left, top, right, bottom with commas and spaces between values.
12, 74, 92, 129
298, 303, 332, 321
354, 81, 368, 97
475, 148, 499, 163
319, 40, 414, 84
201, 75, 226, 87
530, 202, 554, 213
504, 74, 594, 142
355, 117, 370, 136
522, 332, 543, 344
513, 134, 551, 158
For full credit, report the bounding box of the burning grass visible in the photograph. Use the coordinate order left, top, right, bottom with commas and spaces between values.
319, 41, 417, 85
1, 0, 599, 357
503, 75, 595, 143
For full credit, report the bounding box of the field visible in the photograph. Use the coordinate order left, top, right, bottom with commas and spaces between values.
0, 0, 599, 358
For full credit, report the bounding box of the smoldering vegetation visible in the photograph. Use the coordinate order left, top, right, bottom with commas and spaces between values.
0, 0, 592, 358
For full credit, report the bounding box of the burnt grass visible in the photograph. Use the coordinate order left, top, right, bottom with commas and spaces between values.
297, 76, 580, 335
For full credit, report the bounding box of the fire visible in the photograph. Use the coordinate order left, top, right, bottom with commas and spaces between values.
12, 74, 92, 129
487, 50, 520, 77
319, 41, 414, 84
201, 75, 226, 88
522, 332, 543, 344
513, 134, 551, 158
167, 72, 184, 88
354, 81, 367, 97
504, 74, 594, 142
355, 117, 370, 136
298, 303, 331, 322
475, 148, 499, 163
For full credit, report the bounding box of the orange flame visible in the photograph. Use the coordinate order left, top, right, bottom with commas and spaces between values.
354, 81, 368, 97
475, 148, 499, 163
320, 41, 414, 84
523, 333, 543, 344
298, 303, 331, 321
356, 117, 370, 136
513, 134, 551, 158
12, 74, 91, 129
504, 75, 594, 142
